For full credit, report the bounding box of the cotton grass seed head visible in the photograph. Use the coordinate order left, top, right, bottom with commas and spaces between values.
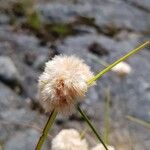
38, 55, 94, 113
111, 61, 131, 77
51, 129, 88, 150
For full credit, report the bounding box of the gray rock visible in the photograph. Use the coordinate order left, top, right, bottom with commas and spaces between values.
0, 108, 40, 143
33, 55, 49, 70
0, 82, 23, 141
0, 82, 23, 112
5, 129, 40, 150
37, 1, 150, 32
0, 29, 49, 98
36, 3, 77, 23
0, 14, 10, 25
73, 25, 97, 34
94, 1, 150, 32
0, 108, 39, 125
0, 83, 44, 148
0, 56, 21, 85
124, 0, 150, 12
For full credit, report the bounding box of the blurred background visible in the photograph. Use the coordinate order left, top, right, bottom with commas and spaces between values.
0, 0, 150, 149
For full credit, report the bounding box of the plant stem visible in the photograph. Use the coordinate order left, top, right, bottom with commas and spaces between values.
88, 40, 150, 85
103, 88, 110, 145
126, 115, 150, 129
36, 110, 57, 150
80, 128, 87, 140
77, 105, 108, 150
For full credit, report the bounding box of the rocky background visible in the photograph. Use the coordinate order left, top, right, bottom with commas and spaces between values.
0, 0, 150, 149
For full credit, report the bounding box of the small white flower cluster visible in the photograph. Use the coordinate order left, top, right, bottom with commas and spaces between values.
51, 129, 115, 150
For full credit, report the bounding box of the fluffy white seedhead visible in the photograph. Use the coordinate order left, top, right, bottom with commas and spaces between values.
51, 129, 88, 150
111, 62, 131, 77
91, 144, 115, 150
38, 55, 94, 113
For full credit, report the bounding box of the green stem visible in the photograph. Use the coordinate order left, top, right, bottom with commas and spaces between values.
126, 115, 150, 129
104, 88, 110, 145
77, 105, 108, 150
36, 110, 57, 150
88, 40, 150, 85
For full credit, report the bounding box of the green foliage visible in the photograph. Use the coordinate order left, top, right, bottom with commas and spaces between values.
26, 11, 41, 30
12, 0, 33, 16
11, 0, 41, 31
45, 23, 74, 38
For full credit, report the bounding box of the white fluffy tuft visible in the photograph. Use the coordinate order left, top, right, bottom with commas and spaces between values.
51, 129, 88, 150
111, 62, 131, 77
38, 55, 94, 113
91, 144, 115, 150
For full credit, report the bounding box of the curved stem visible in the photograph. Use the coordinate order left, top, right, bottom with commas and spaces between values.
36, 110, 57, 150
88, 40, 150, 85
77, 105, 108, 150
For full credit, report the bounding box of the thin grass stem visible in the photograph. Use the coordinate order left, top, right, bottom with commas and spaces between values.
80, 128, 88, 140
126, 115, 150, 129
36, 110, 57, 150
77, 105, 108, 150
103, 88, 110, 145
88, 40, 150, 85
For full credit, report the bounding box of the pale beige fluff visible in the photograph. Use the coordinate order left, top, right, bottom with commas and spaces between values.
38, 55, 94, 113
51, 129, 88, 150
111, 62, 131, 77
91, 144, 115, 150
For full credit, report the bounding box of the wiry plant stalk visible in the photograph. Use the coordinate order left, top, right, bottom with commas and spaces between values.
77, 105, 108, 150
80, 128, 88, 140
36, 110, 57, 150
104, 88, 110, 145
88, 40, 150, 85
126, 115, 150, 129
